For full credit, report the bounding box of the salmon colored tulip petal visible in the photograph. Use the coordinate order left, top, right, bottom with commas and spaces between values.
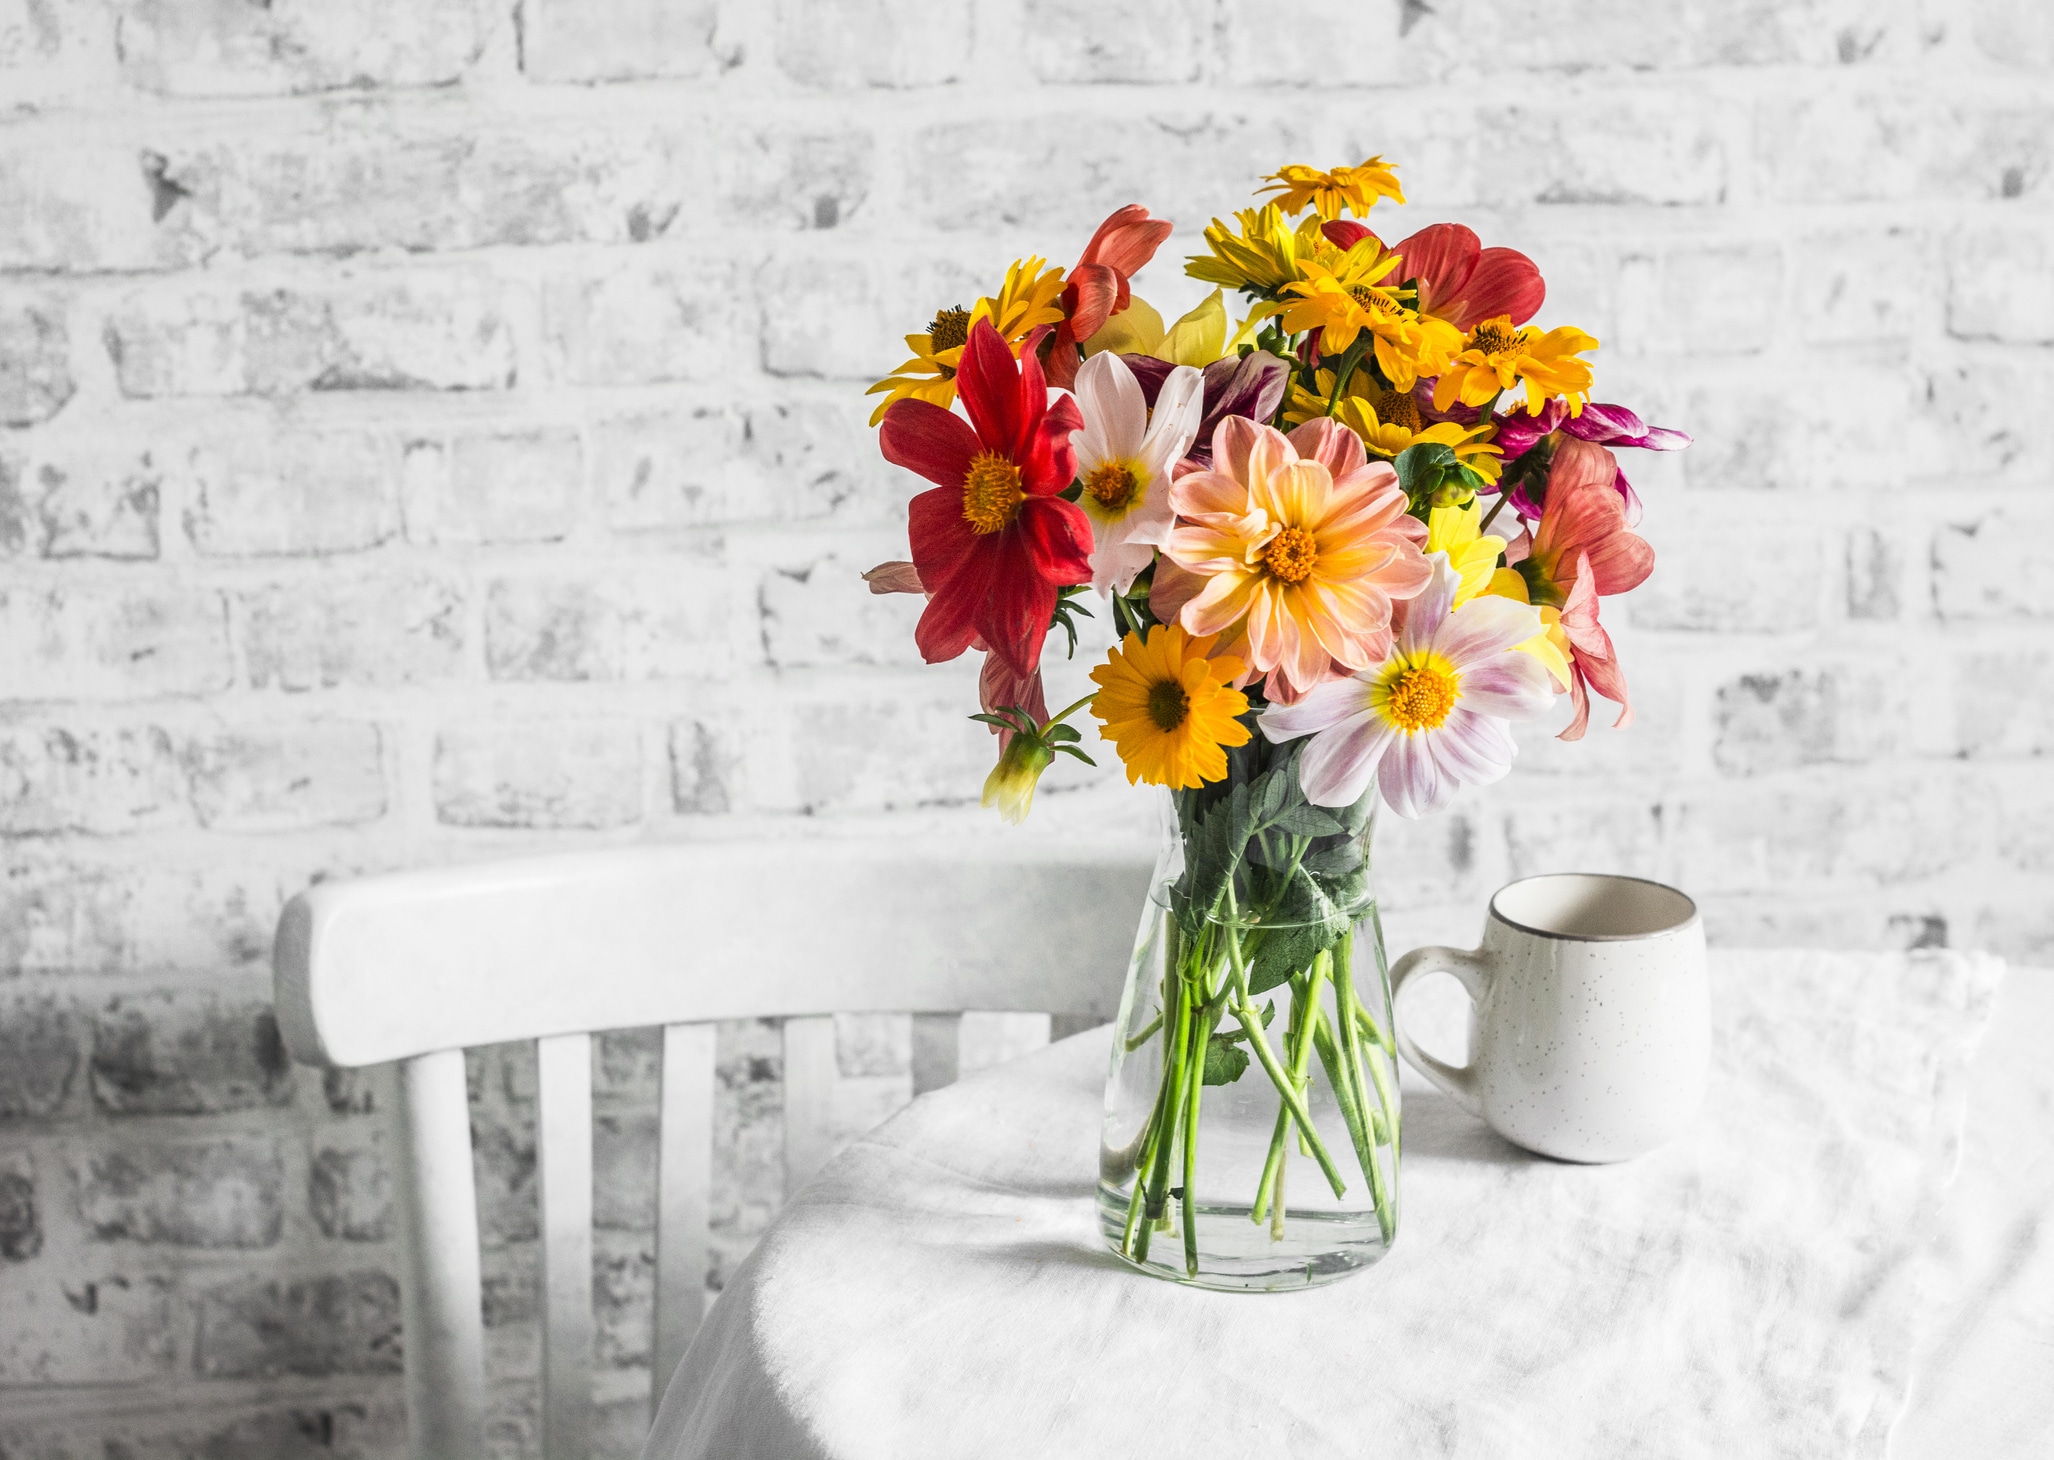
862, 560, 925, 595
1392, 223, 1480, 317
1064, 262, 1122, 345
1079, 204, 1173, 279
879, 399, 982, 489
1456, 247, 1546, 329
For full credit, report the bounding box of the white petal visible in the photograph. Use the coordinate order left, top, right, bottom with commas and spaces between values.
1397, 553, 1458, 658
1454, 652, 1554, 719
1433, 594, 1543, 670
1143, 365, 1206, 463
1298, 712, 1394, 807
1091, 537, 1158, 596
1378, 732, 1447, 819
1076, 350, 1148, 461
1260, 675, 1372, 742
1428, 708, 1517, 787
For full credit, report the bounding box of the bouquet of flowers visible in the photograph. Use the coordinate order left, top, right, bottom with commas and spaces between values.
863, 157, 1688, 1287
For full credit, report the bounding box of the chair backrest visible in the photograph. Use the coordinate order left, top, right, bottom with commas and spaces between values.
272, 838, 1151, 1460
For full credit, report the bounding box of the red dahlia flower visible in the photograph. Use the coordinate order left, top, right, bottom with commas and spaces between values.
878, 319, 1092, 677
1390, 223, 1546, 332
1046, 205, 1175, 388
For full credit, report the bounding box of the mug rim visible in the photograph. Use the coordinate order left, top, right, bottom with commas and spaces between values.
1488, 871, 1700, 943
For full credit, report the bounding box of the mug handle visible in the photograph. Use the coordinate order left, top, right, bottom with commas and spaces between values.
1389, 945, 1494, 1116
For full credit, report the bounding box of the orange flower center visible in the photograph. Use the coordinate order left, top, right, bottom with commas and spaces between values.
1348, 285, 1402, 316
1386, 666, 1458, 733
1468, 321, 1523, 359
1083, 462, 1139, 512
928, 306, 971, 354
1376, 389, 1421, 431
1263, 526, 1319, 584
1146, 678, 1190, 732
961, 451, 1024, 535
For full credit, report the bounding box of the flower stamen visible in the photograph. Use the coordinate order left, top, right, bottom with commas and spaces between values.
927, 306, 971, 354
1385, 665, 1458, 733
1375, 389, 1421, 431
961, 451, 1025, 535
1262, 525, 1319, 585
1467, 320, 1523, 359
1146, 679, 1190, 731
1083, 462, 1140, 512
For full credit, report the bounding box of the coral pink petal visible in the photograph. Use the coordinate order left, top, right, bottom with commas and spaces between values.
1392, 223, 1480, 319
1169, 467, 1256, 521
1287, 417, 1368, 480
1081, 205, 1173, 278
1453, 247, 1546, 330
1559, 669, 1593, 742
862, 560, 925, 595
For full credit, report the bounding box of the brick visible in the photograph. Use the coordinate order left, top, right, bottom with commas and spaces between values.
309, 1142, 392, 1242
1915, 359, 2053, 481
0, 860, 291, 977
1947, 229, 2054, 344
1847, 526, 1901, 621
0, 1272, 178, 1384
0, 586, 230, 699
1794, 227, 1925, 344
0, 992, 80, 1118
594, 400, 901, 533
322, 1066, 380, 1117
1618, 245, 1779, 356
196, 1270, 402, 1378
1503, 798, 1665, 882
0, 1152, 40, 1260
1757, 95, 2054, 203
593, 1229, 652, 1369
1957, 651, 2054, 759
90, 990, 294, 1116
1219, 0, 1408, 85
0, 295, 73, 425
402, 428, 581, 546
773, 0, 971, 87
1968, 0, 2054, 68
1977, 903, 2054, 964
709, 1018, 781, 1292
0, 0, 121, 111
1674, 774, 1981, 893
484, 568, 741, 682
116, 0, 491, 96
107, 273, 518, 397
719, 129, 872, 233
594, 1110, 655, 1230
0, 141, 172, 273
760, 554, 926, 669
18, 448, 163, 560
669, 718, 738, 815
1024, 0, 1209, 83
181, 429, 400, 558
1683, 367, 1916, 492
1997, 778, 2054, 876
788, 679, 991, 814
468, 1096, 536, 1247
75, 1136, 283, 1248
760, 253, 994, 382
523, 0, 720, 83
18, 1400, 409, 1460
596, 1026, 660, 1103
543, 260, 748, 387
241, 571, 465, 691
0, 724, 188, 835
1626, 518, 1821, 632
433, 720, 642, 829
1479, 99, 1727, 206
1933, 511, 2050, 620
147, 120, 699, 260
183, 721, 387, 830
1711, 666, 1905, 775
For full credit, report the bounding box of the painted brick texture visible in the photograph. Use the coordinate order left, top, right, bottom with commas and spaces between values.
0, 1, 2048, 1454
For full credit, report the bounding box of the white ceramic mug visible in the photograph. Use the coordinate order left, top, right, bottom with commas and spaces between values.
1391, 873, 1707, 1162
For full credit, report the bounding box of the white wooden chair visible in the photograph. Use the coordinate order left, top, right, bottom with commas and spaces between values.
271, 839, 1150, 1460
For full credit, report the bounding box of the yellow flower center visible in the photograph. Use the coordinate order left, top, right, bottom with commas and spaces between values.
1083, 462, 1139, 512
928, 306, 971, 354
1146, 678, 1190, 731
961, 451, 1024, 535
1376, 389, 1421, 431
1348, 285, 1402, 316
1385, 665, 1458, 733
1468, 321, 1523, 359
1263, 525, 1319, 584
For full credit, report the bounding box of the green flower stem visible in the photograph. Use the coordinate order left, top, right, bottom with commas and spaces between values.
1133, 961, 1194, 1264
1333, 934, 1378, 1148
1043, 691, 1098, 727
1248, 952, 1344, 1216
1314, 1012, 1394, 1243
1122, 1012, 1163, 1052
1181, 1005, 1213, 1278
1362, 1036, 1402, 1157
1352, 1002, 1396, 1059
1248, 981, 1303, 1228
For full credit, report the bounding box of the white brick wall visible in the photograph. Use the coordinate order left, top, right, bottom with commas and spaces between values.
0, 0, 2049, 1453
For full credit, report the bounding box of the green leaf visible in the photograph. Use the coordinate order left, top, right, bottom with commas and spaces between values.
1201, 1040, 1250, 1086
1269, 803, 1344, 838
1172, 780, 1256, 934
1303, 840, 1364, 879
1245, 868, 1351, 993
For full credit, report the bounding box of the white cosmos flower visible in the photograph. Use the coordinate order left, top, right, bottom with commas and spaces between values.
1258, 553, 1554, 817
1070, 350, 1204, 595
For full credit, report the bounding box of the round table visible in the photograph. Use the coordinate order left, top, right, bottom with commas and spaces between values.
647, 953, 2052, 1459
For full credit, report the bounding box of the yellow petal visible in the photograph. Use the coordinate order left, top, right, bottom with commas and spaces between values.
1082, 297, 1166, 358
1160, 289, 1228, 366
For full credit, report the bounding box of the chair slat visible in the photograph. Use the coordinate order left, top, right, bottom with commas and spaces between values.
536, 1033, 594, 1460
782, 1016, 838, 1194
652, 1021, 716, 1406
910, 1012, 962, 1095
392, 1050, 489, 1460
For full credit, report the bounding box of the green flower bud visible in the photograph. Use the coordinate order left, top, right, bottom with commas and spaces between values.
981, 735, 1055, 825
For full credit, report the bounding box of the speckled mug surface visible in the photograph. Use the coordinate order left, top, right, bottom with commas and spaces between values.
1391, 873, 1708, 1163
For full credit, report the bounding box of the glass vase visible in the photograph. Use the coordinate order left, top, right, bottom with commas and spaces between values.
1097, 719, 1400, 1291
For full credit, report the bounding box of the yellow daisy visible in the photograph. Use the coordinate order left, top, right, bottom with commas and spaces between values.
866, 257, 1067, 425
1184, 206, 1327, 294
1432, 316, 1599, 418
1284, 375, 1505, 485
1273, 245, 1462, 391
1258, 157, 1406, 220
1089, 625, 1251, 789
1424, 500, 1508, 607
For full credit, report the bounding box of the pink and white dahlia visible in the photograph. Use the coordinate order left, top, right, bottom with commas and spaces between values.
1258, 553, 1554, 816
1071, 350, 1204, 594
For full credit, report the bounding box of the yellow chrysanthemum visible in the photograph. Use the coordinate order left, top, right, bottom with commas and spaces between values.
866, 257, 1067, 425
1185, 206, 1326, 294
1283, 374, 1505, 485
1089, 625, 1251, 790
1272, 245, 1462, 391
1424, 500, 1508, 607
1258, 157, 1406, 220
1432, 317, 1599, 418
1483, 566, 1574, 688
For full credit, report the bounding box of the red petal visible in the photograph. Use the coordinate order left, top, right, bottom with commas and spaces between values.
1065, 263, 1121, 344
1453, 247, 1546, 330
1391, 224, 1480, 319
907, 486, 979, 595
955, 317, 1027, 460
980, 654, 1048, 750
1043, 329, 1081, 390
1321, 220, 1375, 251
1020, 397, 1082, 495
914, 537, 996, 665
1078, 205, 1173, 279
1018, 497, 1094, 584
980, 554, 1056, 678
879, 399, 981, 489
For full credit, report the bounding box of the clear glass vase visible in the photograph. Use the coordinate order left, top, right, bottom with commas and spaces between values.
1097, 723, 1400, 1291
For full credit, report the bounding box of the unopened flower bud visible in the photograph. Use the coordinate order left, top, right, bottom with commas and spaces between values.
981, 735, 1055, 825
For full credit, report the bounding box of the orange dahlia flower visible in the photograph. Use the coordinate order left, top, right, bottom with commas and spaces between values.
1164, 416, 1431, 702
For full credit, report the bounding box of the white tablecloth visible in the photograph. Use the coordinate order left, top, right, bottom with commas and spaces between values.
648, 952, 2049, 1459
